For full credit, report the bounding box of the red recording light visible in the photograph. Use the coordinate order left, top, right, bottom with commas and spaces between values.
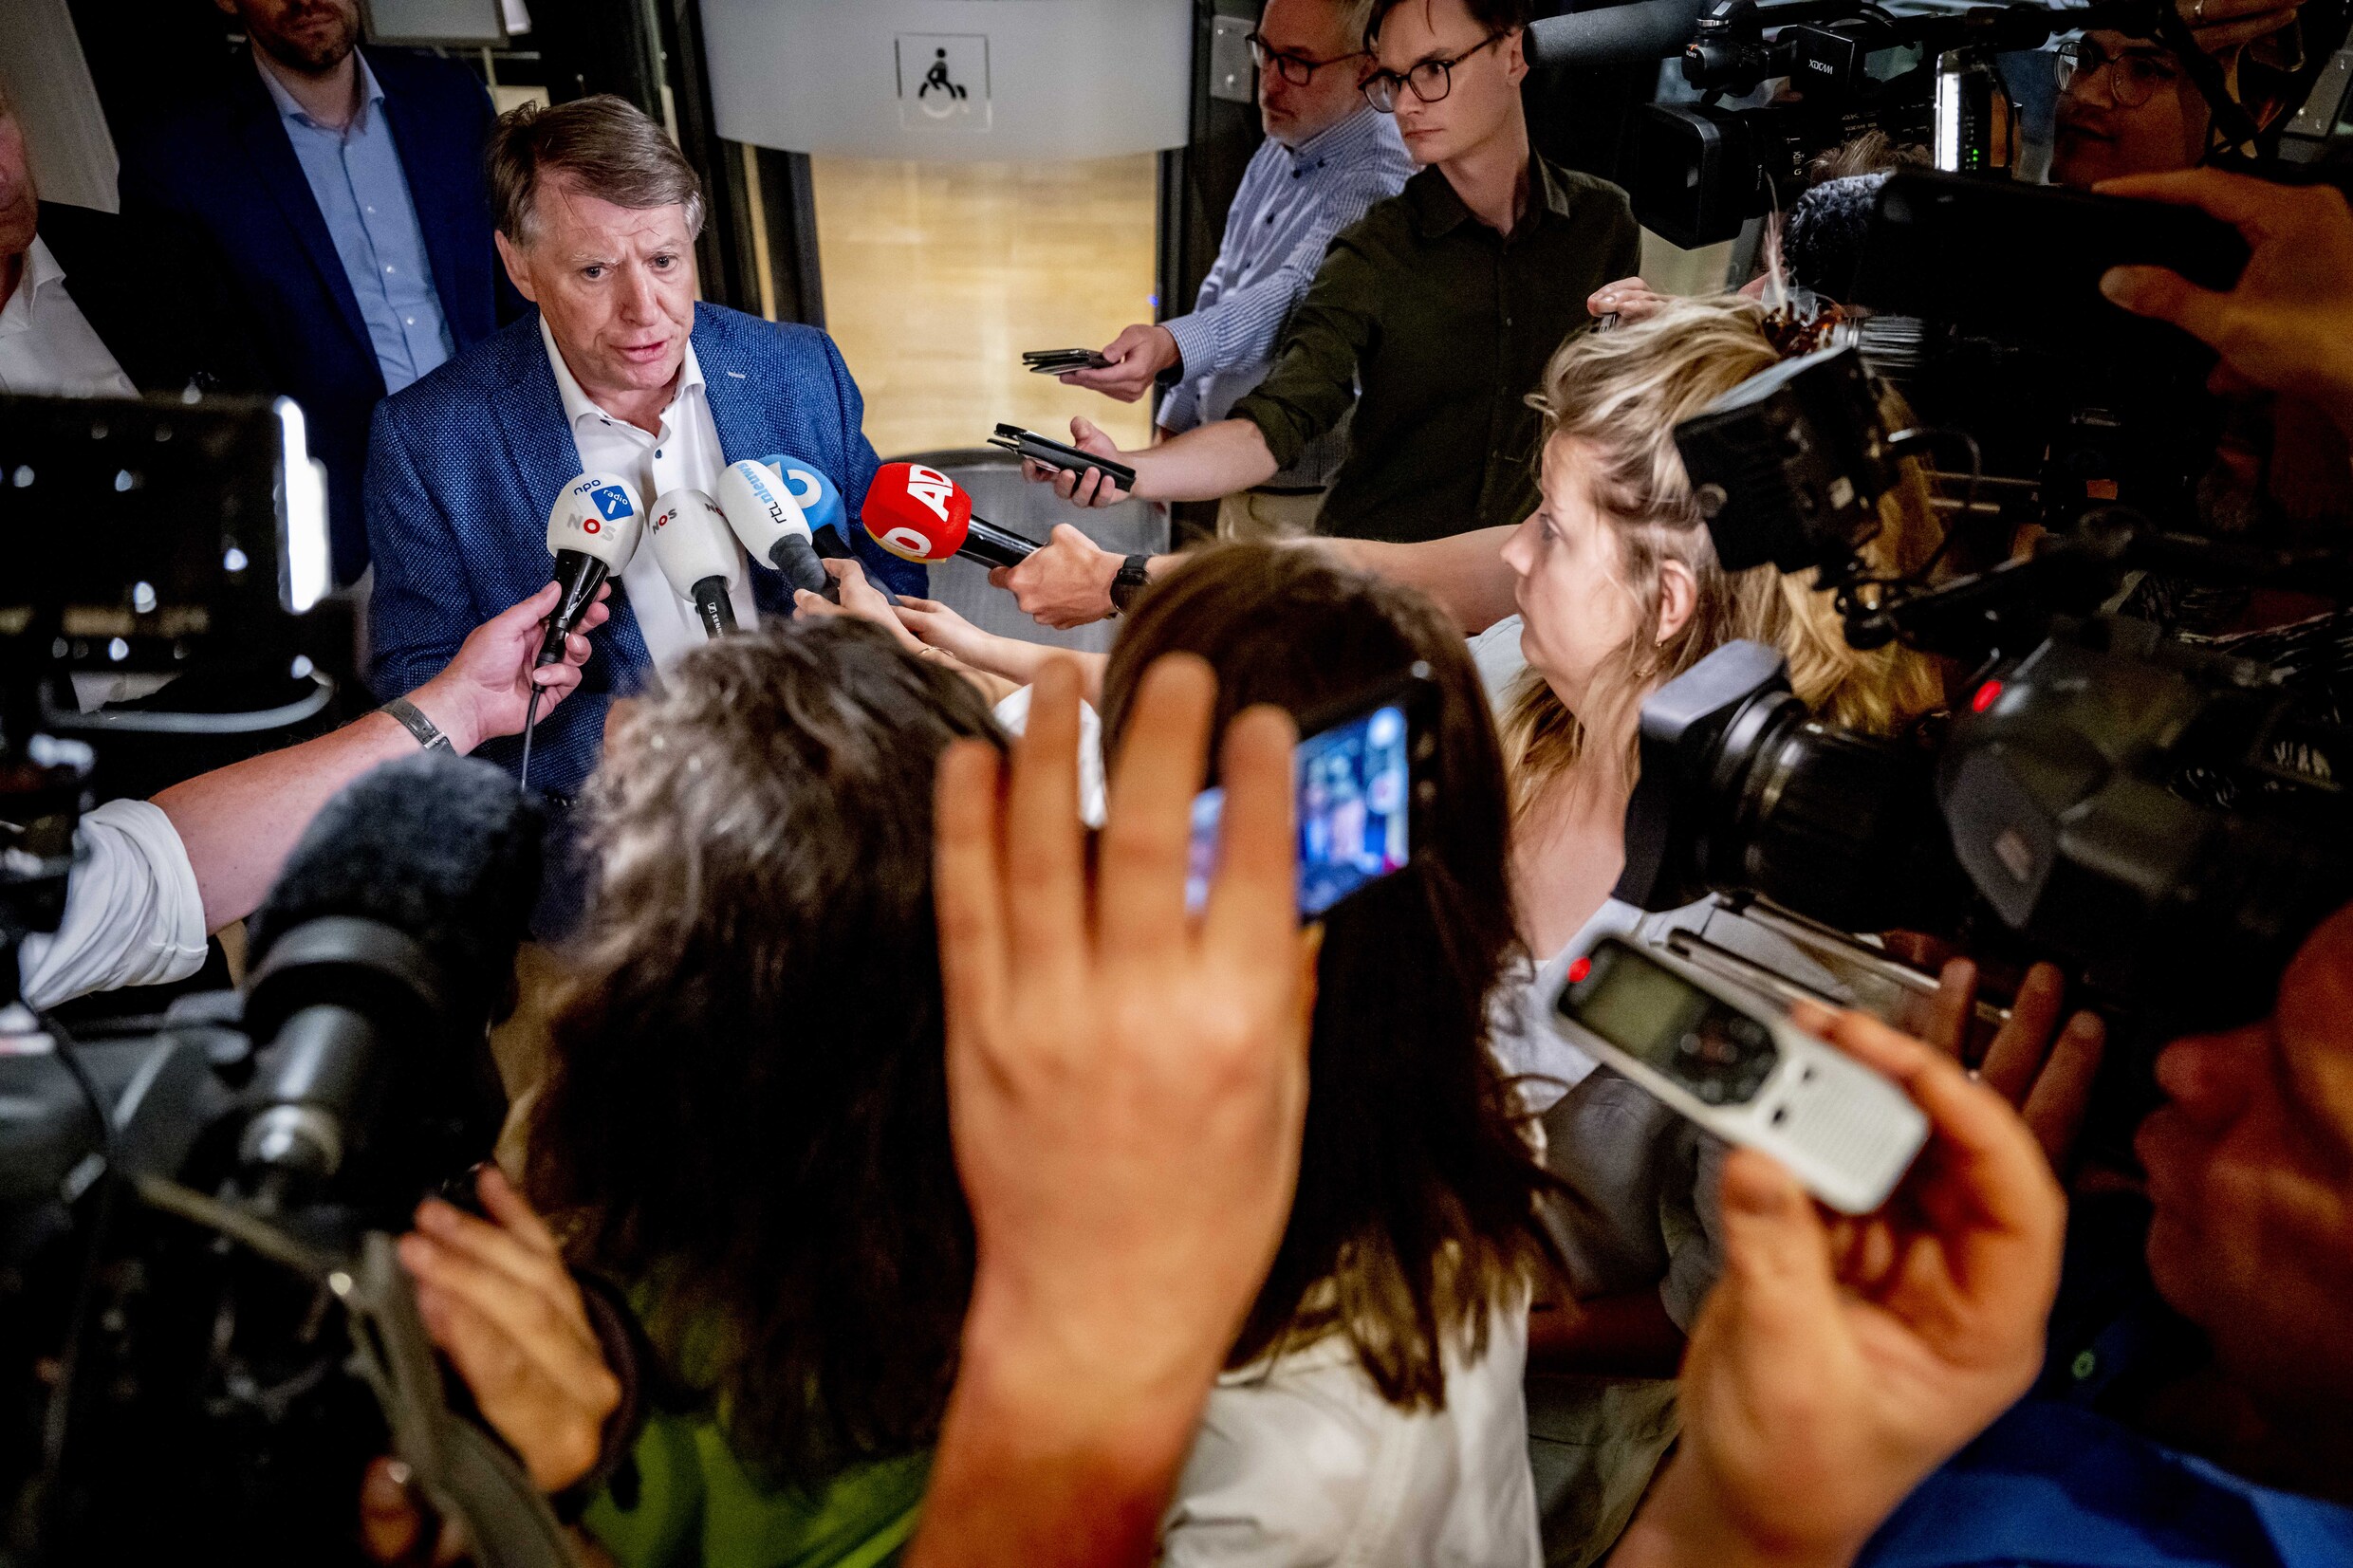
1971, 679, 2004, 715
1566, 956, 1592, 984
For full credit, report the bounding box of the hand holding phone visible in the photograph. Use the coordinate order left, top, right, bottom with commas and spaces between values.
988, 423, 1140, 493
1550, 938, 1929, 1213
1022, 348, 1113, 375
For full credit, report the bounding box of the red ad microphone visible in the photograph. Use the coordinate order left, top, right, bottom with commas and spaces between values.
860, 462, 1041, 570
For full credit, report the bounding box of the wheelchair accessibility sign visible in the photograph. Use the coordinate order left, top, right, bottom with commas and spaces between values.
896, 34, 990, 132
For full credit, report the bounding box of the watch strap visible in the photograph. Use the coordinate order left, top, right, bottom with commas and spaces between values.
1110, 553, 1153, 614
380, 695, 454, 752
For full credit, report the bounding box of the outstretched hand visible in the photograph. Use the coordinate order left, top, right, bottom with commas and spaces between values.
411, 581, 612, 753
911, 655, 1314, 1567
1018, 416, 1133, 509
2099, 172, 2353, 434
1616, 1005, 2065, 1568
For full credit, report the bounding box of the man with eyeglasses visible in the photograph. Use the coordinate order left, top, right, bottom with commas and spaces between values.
1055, 0, 1411, 542
1013, 0, 1637, 576
2049, 0, 2302, 189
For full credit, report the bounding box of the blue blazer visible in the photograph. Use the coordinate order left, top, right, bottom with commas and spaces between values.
118, 49, 516, 582
364, 303, 927, 802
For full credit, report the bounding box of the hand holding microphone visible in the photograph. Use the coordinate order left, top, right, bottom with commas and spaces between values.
649, 489, 743, 640
540, 473, 643, 667
524, 471, 643, 789
715, 458, 831, 594
861, 462, 1043, 570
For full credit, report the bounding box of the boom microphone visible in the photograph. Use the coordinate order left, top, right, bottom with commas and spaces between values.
538, 472, 644, 668
715, 458, 830, 593
648, 489, 743, 639
1526, 0, 1713, 68
861, 461, 1042, 570
239, 753, 543, 1194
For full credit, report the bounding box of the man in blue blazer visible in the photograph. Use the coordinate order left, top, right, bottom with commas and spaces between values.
361, 95, 923, 817
118, 0, 518, 582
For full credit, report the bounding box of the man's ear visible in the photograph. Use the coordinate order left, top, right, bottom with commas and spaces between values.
494, 231, 538, 304
1502, 25, 1529, 87
1656, 558, 1698, 645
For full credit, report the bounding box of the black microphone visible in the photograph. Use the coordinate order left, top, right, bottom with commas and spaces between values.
1526, 0, 1713, 68
238, 753, 543, 1193
537, 471, 645, 667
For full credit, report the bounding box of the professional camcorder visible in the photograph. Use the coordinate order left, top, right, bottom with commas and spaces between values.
1617, 343, 2353, 1049
0, 395, 568, 1567
1527, 0, 2353, 248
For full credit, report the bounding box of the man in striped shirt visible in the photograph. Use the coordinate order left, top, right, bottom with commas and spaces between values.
1056, 0, 1412, 539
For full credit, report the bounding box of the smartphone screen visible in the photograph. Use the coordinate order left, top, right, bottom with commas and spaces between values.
1187, 700, 1414, 916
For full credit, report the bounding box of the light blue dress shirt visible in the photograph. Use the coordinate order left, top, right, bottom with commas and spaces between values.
256, 51, 454, 395
1158, 106, 1414, 488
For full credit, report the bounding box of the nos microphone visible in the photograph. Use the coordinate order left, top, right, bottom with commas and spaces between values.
540, 472, 644, 667
649, 489, 743, 639
239, 753, 543, 1195
861, 461, 1041, 571
715, 458, 830, 594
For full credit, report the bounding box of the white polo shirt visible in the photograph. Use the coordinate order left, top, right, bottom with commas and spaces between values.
541, 318, 759, 672
0, 237, 138, 399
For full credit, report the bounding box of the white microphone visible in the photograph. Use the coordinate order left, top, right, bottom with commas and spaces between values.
539, 472, 644, 668
648, 489, 743, 640
714, 458, 830, 595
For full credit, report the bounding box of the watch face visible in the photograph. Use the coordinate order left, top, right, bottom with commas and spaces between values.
1561, 943, 1779, 1105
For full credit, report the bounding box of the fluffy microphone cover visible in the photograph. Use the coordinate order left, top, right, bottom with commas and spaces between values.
247, 752, 545, 1024
1785, 173, 1889, 304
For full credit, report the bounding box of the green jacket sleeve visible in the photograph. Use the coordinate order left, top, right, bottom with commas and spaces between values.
1227, 232, 1382, 471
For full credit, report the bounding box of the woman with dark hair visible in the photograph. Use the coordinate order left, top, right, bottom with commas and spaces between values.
1097, 544, 1553, 1566
395, 619, 1001, 1568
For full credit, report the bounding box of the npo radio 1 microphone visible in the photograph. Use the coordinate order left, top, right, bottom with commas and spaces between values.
523, 471, 642, 790
715, 458, 830, 594
538, 472, 643, 668
648, 489, 742, 639
861, 461, 1042, 570
239, 752, 543, 1193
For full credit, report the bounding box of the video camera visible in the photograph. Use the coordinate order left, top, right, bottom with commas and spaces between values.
1615, 339, 2353, 1051
1526, 0, 2353, 249
0, 394, 569, 1567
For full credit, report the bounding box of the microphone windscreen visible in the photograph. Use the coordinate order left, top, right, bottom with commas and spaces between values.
716, 458, 815, 557
248, 752, 545, 1028
862, 462, 973, 563
1526, 0, 1709, 68
547, 471, 644, 570
756, 453, 845, 539
1786, 173, 1889, 302
648, 489, 743, 599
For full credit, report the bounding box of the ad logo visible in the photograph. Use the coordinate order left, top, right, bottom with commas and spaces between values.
905, 464, 956, 524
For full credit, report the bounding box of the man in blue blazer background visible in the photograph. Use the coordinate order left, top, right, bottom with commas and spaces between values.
118, 0, 519, 583
361, 94, 924, 823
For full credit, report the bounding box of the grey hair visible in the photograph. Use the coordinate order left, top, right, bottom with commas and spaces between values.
487, 94, 704, 245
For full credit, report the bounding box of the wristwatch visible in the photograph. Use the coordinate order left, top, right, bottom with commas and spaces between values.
379, 695, 454, 752
1109, 553, 1154, 615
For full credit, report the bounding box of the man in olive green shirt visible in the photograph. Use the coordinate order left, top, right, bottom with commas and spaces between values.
1020, 0, 1638, 549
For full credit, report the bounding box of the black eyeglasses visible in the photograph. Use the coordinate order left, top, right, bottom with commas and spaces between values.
2053, 39, 2177, 109
1246, 31, 1369, 87
1362, 29, 1508, 113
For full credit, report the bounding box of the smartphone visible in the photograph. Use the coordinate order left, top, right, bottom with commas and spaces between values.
1186, 668, 1437, 918
987, 423, 1140, 492
1853, 170, 2249, 345
1022, 348, 1112, 373
1549, 937, 1929, 1213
